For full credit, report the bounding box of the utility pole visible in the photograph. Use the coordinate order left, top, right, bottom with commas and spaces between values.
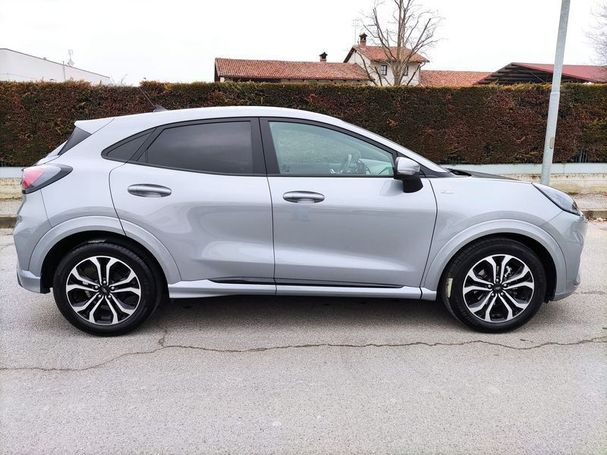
540, 0, 571, 185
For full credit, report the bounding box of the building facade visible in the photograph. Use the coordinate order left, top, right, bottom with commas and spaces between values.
0, 48, 110, 84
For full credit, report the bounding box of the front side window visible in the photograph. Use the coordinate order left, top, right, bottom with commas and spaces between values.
139, 121, 254, 174
268, 122, 394, 177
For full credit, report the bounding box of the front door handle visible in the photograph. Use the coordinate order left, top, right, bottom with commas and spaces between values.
128, 184, 172, 198
283, 191, 325, 203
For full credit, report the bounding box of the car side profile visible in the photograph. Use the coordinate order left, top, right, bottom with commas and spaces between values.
14, 106, 587, 335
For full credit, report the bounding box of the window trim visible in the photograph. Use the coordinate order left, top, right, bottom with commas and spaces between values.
103, 117, 267, 176
260, 117, 401, 178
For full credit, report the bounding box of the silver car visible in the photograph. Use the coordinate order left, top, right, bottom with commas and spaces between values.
14, 106, 587, 335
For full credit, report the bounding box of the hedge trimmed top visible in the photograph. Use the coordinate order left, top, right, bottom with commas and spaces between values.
0, 81, 605, 166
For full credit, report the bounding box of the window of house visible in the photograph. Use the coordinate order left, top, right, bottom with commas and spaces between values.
268, 122, 394, 177
139, 122, 254, 174
379, 65, 388, 76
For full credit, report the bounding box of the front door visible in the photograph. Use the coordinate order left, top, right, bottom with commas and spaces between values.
261, 119, 436, 288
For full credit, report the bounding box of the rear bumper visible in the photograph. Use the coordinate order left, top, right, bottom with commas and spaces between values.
16, 266, 46, 293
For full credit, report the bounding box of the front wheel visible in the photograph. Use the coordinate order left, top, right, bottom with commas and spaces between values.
53, 242, 162, 335
440, 238, 547, 332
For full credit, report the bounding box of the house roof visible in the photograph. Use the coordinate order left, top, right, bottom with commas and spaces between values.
477, 62, 607, 84
214, 58, 370, 81
420, 70, 491, 87
344, 45, 428, 64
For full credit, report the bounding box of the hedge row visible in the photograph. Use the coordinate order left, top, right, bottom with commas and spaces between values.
0, 81, 606, 166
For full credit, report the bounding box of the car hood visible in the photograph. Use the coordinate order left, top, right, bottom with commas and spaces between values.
445, 168, 516, 180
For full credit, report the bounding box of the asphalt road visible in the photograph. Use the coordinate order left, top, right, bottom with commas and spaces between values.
0, 224, 606, 454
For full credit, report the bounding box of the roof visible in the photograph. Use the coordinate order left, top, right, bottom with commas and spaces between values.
420, 70, 491, 87
214, 58, 370, 81
0, 48, 110, 79
74, 106, 447, 174
344, 45, 428, 64
477, 62, 607, 85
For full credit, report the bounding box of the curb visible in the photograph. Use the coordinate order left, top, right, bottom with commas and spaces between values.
1, 210, 606, 230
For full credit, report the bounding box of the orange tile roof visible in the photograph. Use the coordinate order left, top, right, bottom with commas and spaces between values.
420, 70, 491, 87
215, 58, 370, 81
345, 45, 428, 63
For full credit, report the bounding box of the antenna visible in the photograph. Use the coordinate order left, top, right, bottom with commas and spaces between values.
352, 18, 362, 43
137, 84, 167, 112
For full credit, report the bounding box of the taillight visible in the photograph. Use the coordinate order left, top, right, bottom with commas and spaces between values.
21, 164, 72, 194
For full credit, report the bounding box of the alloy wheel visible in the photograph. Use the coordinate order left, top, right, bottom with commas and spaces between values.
65, 255, 141, 325
462, 254, 535, 323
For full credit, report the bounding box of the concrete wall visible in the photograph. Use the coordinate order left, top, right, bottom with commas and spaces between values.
448, 163, 607, 194
0, 48, 110, 84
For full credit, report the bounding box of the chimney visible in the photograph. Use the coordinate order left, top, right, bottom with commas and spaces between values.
319, 52, 327, 63
359, 33, 367, 48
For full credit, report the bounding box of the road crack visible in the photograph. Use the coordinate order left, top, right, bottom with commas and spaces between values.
1, 336, 605, 373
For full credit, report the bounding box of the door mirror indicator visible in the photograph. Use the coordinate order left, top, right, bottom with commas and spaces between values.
394, 157, 423, 193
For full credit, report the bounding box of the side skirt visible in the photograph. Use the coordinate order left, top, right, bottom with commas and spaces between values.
168, 280, 437, 301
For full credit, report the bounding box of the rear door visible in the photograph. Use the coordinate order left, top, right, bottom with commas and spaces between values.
109, 118, 274, 283
261, 118, 437, 290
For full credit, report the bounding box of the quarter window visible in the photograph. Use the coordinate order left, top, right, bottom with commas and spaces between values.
139, 122, 254, 174
268, 122, 394, 177
105, 132, 151, 161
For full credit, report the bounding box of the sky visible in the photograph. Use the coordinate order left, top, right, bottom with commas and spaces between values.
0, 0, 604, 84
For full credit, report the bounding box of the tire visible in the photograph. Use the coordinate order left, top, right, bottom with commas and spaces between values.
53, 242, 163, 336
439, 238, 547, 332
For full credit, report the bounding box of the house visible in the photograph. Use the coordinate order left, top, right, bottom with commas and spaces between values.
420, 70, 491, 87
343, 33, 428, 86
214, 54, 369, 84
0, 48, 110, 84
477, 62, 607, 85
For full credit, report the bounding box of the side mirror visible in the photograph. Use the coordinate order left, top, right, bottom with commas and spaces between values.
394, 157, 423, 193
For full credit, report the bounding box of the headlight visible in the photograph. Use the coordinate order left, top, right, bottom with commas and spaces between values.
533, 183, 581, 216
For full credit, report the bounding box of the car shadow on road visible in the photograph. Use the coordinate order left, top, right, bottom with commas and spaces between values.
145, 295, 462, 333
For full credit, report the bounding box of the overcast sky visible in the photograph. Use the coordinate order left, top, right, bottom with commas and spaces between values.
1, 0, 603, 84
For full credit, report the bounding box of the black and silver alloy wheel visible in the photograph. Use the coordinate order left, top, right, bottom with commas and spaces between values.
441, 238, 547, 332
65, 256, 142, 325
53, 242, 163, 335
462, 254, 534, 323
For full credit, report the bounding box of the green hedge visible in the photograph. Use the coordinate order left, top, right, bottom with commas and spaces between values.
0, 81, 606, 166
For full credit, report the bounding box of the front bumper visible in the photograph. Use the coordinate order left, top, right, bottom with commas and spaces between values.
543, 211, 587, 301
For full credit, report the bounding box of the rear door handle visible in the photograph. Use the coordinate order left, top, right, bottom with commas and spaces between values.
128, 184, 172, 198
283, 191, 325, 203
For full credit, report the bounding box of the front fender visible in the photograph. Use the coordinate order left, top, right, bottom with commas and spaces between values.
421, 219, 566, 295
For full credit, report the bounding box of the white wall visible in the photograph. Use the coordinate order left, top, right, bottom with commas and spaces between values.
0, 49, 110, 84
345, 49, 421, 86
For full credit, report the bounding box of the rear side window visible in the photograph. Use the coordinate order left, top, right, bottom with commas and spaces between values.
59, 127, 91, 155
105, 132, 151, 161
138, 121, 254, 174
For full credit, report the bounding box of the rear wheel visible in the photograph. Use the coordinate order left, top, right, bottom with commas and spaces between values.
440, 238, 547, 332
53, 242, 162, 335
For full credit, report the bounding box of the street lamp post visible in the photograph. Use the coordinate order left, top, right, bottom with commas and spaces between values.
540, 0, 571, 185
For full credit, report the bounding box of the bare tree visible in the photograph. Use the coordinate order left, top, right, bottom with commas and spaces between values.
361, 0, 439, 86
590, 2, 607, 64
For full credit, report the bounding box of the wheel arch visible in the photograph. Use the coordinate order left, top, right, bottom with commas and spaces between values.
423, 220, 564, 302
31, 217, 180, 291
